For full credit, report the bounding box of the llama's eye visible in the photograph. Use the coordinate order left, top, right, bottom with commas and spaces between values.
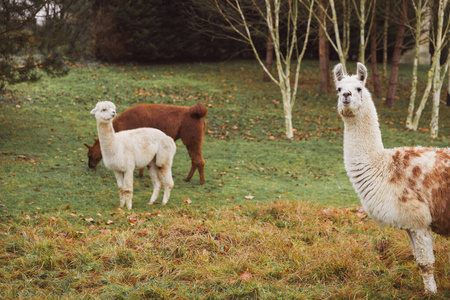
337, 88, 341, 92
102, 108, 106, 112
357, 88, 362, 93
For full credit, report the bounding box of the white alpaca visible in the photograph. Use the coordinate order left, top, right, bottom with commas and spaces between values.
333, 63, 450, 293
90, 101, 176, 209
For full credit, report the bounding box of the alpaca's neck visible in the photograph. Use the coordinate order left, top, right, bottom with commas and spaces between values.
343, 103, 384, 166
97, 121, 117, 156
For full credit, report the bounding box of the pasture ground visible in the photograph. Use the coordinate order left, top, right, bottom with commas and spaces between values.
0, 60, 449, 299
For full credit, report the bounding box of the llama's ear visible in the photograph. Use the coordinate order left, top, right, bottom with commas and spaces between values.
90, 107, 98, 115
83, 142, 91, 149
333, 64, 345, 83
356, 63, 368, 84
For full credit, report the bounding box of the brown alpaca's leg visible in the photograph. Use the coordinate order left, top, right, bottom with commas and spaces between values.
183, 162, 196, 183
184, 146, 205, 184
139, 168, 144, 178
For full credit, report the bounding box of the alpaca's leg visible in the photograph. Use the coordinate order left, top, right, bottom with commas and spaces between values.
114, 171, 125, 207
148, 163, 162, 205
123, 170, 134, 210
408, 229, 437, 293
159, 166, 174, 205
184, 146, 205, 184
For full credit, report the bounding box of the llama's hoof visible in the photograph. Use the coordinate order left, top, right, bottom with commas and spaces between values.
182, 178, 191, 182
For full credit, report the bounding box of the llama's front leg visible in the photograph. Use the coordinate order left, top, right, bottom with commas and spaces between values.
123, 170, 134, 210
159, 166, 174, 205
408, 229, 437, 293
148, 163, 161, 205
114, 171, 125, 207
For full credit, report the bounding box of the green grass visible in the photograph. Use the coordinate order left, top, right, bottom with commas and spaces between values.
0, 60, 449, 299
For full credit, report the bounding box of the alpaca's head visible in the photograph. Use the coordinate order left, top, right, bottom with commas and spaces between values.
333, 63, 369, 118
91, 101, 117, 123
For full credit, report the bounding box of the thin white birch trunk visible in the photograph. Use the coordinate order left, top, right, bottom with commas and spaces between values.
411, 53, 436, 130
312, 0, 347, 71
430, 0, 448, 139
406, 0, 423, 130
329, 0, 347, 72
357, 0, 366, 63
216, 0, 313, 139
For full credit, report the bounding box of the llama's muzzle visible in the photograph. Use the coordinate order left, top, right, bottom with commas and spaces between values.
342, 92, 352, 105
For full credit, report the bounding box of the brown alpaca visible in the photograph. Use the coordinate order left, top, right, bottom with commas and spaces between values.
84, 103, 207, 184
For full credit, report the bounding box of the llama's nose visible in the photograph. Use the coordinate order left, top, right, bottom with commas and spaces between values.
342, 92, 352, 104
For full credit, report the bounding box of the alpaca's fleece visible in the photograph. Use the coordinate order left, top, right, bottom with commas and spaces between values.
84, 103, 207, 184
334, 62, 450, 293
91, 101, 176, 209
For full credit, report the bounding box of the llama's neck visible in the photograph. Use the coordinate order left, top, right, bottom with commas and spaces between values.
342, 102, 385, 167
97, 121, 117, 156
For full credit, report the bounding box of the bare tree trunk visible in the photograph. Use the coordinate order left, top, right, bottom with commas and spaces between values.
382, 0, 389, 78
357, 0, 366, 63
406, 0, 424, 130
370, 0, 381, 98
411, 59, 436, 130
215, 0, 314, 139
342, 0, 352, 62
318, 0, 329, 92
263, 32, 274, 82
330, 0, 347, 71
385, 0, 407, 108
430, 0, 449, 139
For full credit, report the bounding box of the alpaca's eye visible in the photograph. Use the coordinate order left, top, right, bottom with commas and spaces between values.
102, 108, 106, 112
337, 88, 341, 92
357, 88, 362, 93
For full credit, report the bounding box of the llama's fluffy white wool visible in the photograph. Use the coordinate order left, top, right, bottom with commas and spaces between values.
334, 63, 450, 293
91, 101, 176, 209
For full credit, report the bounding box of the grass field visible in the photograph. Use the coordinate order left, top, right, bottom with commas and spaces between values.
0, 60, 449, 299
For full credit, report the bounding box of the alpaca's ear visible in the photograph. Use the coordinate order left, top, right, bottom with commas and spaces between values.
83, 142, 92, 149
356, 63, 367, 84
90, 107, 98, 114
333, 64, 345, 83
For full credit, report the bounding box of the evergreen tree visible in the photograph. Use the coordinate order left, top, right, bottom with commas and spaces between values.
0, 0, 75, 91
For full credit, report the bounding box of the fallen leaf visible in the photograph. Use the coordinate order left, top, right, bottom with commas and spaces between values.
50, 216, 57, 222
245, 195, 254, 200
240, 269, 252, 281
56, 231, 69, 238
115, 208, 123, 214
65, 204, 70, 210
106, 220, 114, 225
84, 218, 94, 223
184, 198, 192, 204
321, 208, 334, 215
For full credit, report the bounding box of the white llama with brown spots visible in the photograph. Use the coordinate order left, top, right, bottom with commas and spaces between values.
333, 62, 449, 293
